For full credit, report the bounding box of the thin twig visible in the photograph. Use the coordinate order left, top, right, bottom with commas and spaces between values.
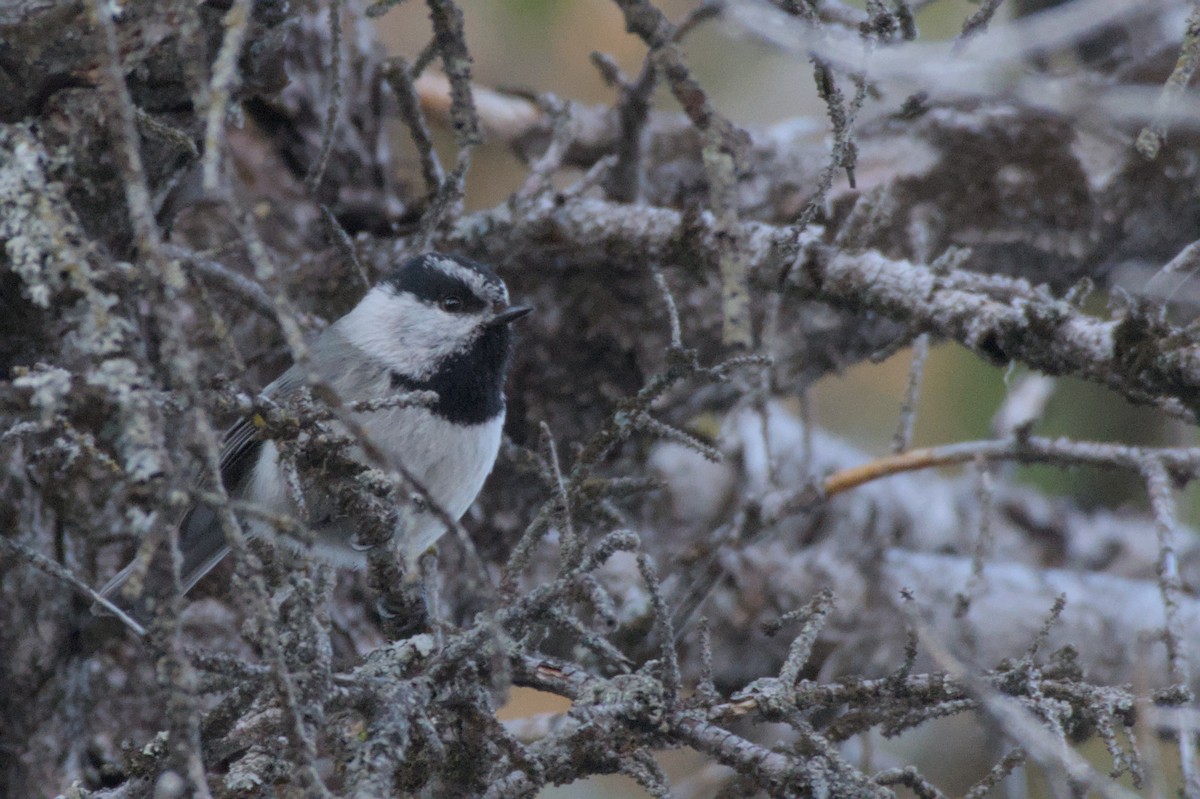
823, 436, 1200, 499
1141, 456, 1200, 795
957, 0, 1009, 44
598, 53, 656, 203
510, 95, 572, 208
651, 265, 683, 349
953, 458, 994, 621
386, 56, 444, 196
202, 0, 252, 192
875, 766, 947, 799
305, 0, 346, 192
778, 56, 868, 283
613, 0, 752, 347
541, 421, 580, 571
891, 333, 929, 453
913, 619, 1139, 799
637, 553, 681, 701
1137, 1, 1200, 160
418, 0, 479, 241
166, 245, 278, 319
776, 589, 835, 695
318, 205, 371, 288
1143, 237, 1200, 303
963, 749, 1026, 799
1, 536, 147, 637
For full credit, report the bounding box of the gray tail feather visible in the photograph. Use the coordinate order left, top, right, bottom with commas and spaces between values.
93, 503, 233, 635
93, 561, 153, 636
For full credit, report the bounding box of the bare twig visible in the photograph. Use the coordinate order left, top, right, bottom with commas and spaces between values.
1, 535, 147, 637
914, 620, 1139, 799
776, 54, 869, 282
963, 749, 1026, 799
1143, 236, 1200, 304
201, 0, 252, 192
958, 0, 1009, 43
1141, 456, 1200, 795
511, 95, 573, 208
612, 0, 753, 347
1137, 1, 1200, 159
953, 460, 995, 620
387, 57, 444, 196
891, 334, 929, 453
305, 0, 345, 192
650, 265, 683, 350
776, 588, 835, 695
166, 245, 278, 319
637, 553, 681, 701
590, 31, 666, 205
318, 205, 371, 288
823, 435, 1200, 499
88, 0, 218, 792
875, 766, 947, 799
417, 0, 479, 242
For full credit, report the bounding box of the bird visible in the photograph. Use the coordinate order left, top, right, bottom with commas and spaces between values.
99, 252, 530, 630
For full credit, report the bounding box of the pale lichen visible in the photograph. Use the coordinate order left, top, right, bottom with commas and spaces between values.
66, 291, 134, 358
12, 364, 73, 422
85, 358, 167, 481
0, 126, 87, 308
3, 123, 135, 367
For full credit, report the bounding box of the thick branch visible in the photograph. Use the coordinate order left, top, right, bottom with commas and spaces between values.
444, 196, 1200, 418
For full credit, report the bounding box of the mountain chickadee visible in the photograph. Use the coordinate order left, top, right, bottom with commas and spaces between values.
100, 252, 530, 626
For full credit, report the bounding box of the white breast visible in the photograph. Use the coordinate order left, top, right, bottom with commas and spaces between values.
246, 405, 505, 570
364, 405, 504, 565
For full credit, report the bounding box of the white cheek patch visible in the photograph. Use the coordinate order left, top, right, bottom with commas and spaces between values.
337, 287, 482, 379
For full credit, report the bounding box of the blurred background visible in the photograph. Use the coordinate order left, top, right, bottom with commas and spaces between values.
369, 2, 1196, 795
375, 0, 1198, 525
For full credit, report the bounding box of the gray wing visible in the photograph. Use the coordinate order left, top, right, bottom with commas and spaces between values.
100, 367, 303, 611
173, 416, 264, 593
175, 365, 308, 592
175, 333, 382, 586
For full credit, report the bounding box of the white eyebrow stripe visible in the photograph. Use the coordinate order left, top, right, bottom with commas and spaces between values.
426, 255, 510, 306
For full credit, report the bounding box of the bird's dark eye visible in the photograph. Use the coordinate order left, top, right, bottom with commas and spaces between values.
440, 296, 464, 313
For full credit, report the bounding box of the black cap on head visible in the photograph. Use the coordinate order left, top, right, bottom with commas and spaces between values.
384, 253, 505, 310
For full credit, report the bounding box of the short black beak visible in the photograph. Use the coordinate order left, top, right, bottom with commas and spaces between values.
492, 305, 533, 326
